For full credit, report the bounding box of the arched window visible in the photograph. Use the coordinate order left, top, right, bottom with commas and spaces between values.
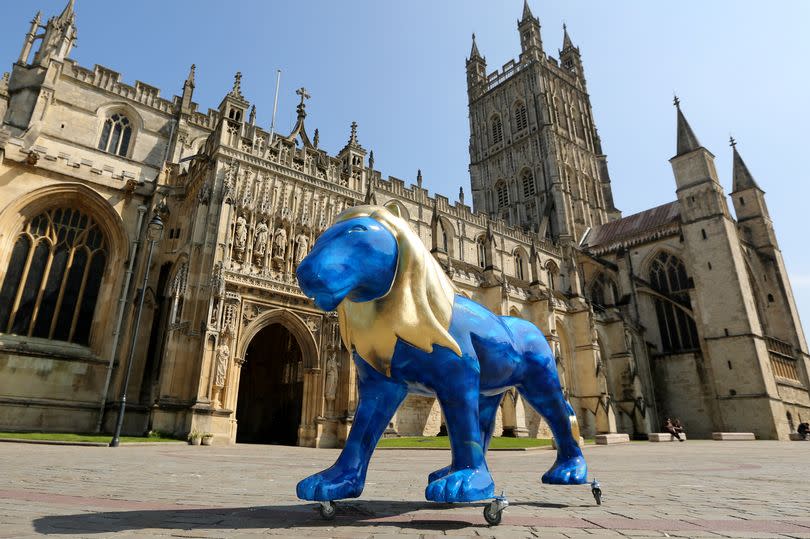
491, 115, 503, 144
521, 169, 536, 199
476, 235, 487, 268
98, 113, 133, 156
0, 208, 108, 345
546, 262, 558, 292
514, 250, 526, 280
170, 262, 188, 325
514, 101, 528, 131
441, 227, 449, 253
649, 252, 699, 353
589, 272, 618, 308
496, 181, 509, 208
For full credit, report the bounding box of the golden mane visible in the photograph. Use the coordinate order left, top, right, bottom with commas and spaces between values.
334, 205, 461, 375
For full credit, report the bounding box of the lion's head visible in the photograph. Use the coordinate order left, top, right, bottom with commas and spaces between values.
296, 205, 461, 374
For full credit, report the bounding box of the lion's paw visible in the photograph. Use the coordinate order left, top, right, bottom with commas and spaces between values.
425, 467, 494, 502
541, 455, 588, 485
296, 466, 364, 501
427, 464, 452, 484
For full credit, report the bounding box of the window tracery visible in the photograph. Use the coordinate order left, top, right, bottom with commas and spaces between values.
0, 208, 108, 345
98, 113, 133, 156
649, 252, 699, 353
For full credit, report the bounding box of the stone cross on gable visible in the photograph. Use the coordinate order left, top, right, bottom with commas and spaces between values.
296, 87, 310, 106
231, 71, 243, 98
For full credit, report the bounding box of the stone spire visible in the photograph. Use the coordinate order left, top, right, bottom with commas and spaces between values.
521, 0, 534, 21
32, 0, 77, 65
730, 138, 761, 192
470, 33, 482, 59
249, 105, 256, 125
674, 96, 701, 156
364, 176, 377, 204
368, 150, 374, 170
186, 64, 196, 89
180, 64, 196, 113
417, 169, 423, 188
56, 0, 75, 27
562, 23, 574, 50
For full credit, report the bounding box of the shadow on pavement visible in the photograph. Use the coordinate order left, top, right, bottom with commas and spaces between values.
34, 500, 502, 534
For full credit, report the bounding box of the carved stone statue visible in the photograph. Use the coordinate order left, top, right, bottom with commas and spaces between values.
325, 352, 339, 402
253, 220, 269, 257
215, 343, 229, 387
273, 227, 287, 259
234, 216, 247, 252
295, 233, 310, 265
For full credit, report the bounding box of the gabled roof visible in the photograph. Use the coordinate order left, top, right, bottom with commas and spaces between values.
583, 201, 681, 254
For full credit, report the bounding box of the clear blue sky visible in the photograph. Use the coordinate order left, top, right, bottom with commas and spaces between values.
3, 1, 810, 338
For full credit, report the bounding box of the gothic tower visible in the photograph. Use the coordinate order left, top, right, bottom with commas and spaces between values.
670, 101, 790, 439
467, 1, 619, 242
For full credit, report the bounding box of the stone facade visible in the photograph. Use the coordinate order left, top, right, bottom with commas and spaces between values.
0, 1, 807, 445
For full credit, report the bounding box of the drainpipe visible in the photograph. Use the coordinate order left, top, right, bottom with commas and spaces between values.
95, 204, 148, 432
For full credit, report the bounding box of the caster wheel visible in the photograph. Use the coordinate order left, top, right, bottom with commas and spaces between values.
592, 488, 602, 505
483, 504, 502, 526
318, 501, 336, 520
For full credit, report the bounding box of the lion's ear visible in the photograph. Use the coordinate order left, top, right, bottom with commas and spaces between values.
384, 202, 402, 219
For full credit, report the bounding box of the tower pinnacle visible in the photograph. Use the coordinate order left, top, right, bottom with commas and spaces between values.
731, 139, 761, 192
673, 96, 701, 156
470, 33, 482, 59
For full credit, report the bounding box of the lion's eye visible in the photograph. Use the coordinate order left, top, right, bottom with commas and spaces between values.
348, 224, 367, 233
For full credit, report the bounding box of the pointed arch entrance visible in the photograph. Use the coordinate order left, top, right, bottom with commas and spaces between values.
236, 323, 305, 445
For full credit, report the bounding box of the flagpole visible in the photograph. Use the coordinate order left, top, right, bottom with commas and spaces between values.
269, 69, 281, 152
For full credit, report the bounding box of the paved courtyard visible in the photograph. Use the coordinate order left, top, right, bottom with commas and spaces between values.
0, 440, 808, 538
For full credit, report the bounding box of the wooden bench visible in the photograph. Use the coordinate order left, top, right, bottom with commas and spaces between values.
712, 432, 755, 441
648, 432, 686, 442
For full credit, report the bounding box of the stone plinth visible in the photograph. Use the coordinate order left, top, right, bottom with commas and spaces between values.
789, 433, 807, 441
648, 432, 686, 442
712, 432, 755, 441
595, 433, 630, 445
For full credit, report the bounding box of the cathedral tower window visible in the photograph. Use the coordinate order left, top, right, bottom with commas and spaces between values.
496, 180, 509, 208
514, 101, 528, 131
491, 115, 503, 144
649, 252, 699, 353
589, 272, 618, 309
513, 249, 526, 280
98, 113, 133, 157
0, 208, 108, 346
521, 169, 536, 199
476, 235, 487, 268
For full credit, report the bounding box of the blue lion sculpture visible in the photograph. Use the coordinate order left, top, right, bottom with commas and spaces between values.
295, 205, 587, 503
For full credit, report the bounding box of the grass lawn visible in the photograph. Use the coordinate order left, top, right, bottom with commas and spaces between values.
0, 432, 182, 443
377, 436, 555, 449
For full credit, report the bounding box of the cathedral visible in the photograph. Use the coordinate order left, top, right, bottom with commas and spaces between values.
0, 1, 807, 445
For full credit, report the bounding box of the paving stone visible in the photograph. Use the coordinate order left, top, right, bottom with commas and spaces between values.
0, 441, 809, 537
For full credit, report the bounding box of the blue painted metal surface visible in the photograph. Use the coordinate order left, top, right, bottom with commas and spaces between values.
295, 210, 587, 504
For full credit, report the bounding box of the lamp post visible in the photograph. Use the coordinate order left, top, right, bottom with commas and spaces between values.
110, 210, 164, 447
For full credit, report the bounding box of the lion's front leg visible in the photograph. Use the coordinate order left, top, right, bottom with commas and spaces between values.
425, 382, 495, 503
296, 355, 407, 501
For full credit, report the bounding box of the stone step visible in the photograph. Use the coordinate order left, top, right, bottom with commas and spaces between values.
712, 432, 756, 441
648, 432, 686, 442
595, 433, 630, 445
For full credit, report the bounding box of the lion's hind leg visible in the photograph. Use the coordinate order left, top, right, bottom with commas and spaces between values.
517, 351, 587, 486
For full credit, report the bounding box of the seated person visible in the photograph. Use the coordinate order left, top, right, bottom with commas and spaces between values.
663, 417, 684, 442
